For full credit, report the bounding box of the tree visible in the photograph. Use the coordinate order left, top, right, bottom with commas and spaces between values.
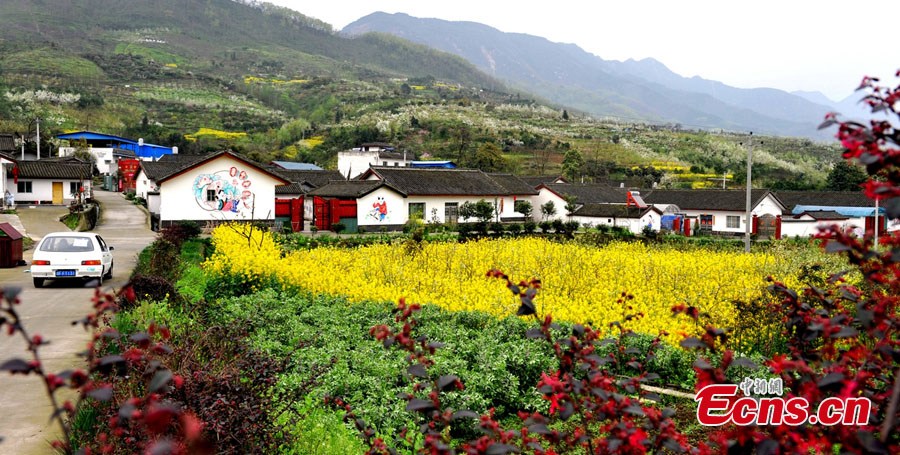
825, 160, 868, 191
563, 195, 578, 218
471, 142, 505, 172
514, 200, 533, 220
459, 199, 494, 224
540, 200, 557, 221
561, 109, 569, 120
561, 149, 584, 181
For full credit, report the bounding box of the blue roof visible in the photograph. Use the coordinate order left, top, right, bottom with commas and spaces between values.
410, 160, 456, 168
56, 131, 174, 159
792, 205, 883, 218
271, 161, 323, 170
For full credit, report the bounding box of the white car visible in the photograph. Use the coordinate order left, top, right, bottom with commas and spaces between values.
31, 232, 114, 288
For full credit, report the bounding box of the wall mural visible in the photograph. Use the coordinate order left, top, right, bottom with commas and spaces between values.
193, 166, 254, 215
367, 196, 389, 222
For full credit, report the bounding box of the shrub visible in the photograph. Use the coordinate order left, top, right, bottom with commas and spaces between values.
523, 220, 537, 234
506, 223, 522, 235
551, 218, 565, 233
538, 221, 552, 233
564, 220, 580, 234
125, 274, 179, 310
332, 222, 346, 234
489, 221, 505, 234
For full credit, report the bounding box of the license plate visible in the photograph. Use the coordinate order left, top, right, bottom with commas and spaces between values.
55, 270, 76, 277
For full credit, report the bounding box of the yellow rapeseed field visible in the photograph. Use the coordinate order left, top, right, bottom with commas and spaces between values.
206, 224, 812, 343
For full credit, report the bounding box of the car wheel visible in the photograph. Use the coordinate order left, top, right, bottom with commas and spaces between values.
97, 271, 103, 287
33, 278, 44, 288
104, 262, 113, 279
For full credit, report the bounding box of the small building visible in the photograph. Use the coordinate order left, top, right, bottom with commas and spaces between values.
56, 131, 176, 175
0, 222, 24, 268
775, 190, 885, 237
337, 143, 412, 179
533, 183, 628, 221
570, 204, 663, 234
309, 167, 535, 231
644, 189, 786, 238
143, 151, 289, 230
6, 158, 93, 205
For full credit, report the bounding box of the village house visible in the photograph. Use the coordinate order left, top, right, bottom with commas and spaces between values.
337, 142, 413, 179
307, 167, 536, 232
643, 189, 786, 238
775, 190, 885, 237
5, 158, 93, 205
139, 151, 289, 230
533, 183, 629, 221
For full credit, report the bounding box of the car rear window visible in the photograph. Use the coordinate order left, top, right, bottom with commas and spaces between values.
40, 236, 95, 253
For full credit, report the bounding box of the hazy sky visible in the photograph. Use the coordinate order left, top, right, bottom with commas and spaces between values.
267, 0, 896, 102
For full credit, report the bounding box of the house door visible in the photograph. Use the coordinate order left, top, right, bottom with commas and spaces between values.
52, 182, 63, 205
757, 214, 777, 239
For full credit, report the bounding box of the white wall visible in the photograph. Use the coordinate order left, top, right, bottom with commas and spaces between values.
355, 190, 537, 228
13, 179, 92, 204
338, 151, 377, 180
357, 187, 406, 227
159, 156, 280, 223
572, 210, 660, 234
675, 195, 784, 234
533, 188, 568, 221
134, 169, 158, 199
59, 146, 115, 174
781, 216, 866, 238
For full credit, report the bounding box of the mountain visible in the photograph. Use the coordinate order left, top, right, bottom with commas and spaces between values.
343, 12, 835, 139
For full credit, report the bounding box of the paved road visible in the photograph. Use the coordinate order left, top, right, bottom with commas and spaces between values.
0, 191, 156, 454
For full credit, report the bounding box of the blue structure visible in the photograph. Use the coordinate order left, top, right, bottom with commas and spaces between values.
270, 161, 323, 171
56, 131, 175, 160
409, 160, 456, 169
792, 205, 883, 218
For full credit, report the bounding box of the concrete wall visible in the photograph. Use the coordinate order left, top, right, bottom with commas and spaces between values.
134, 170, 157, 199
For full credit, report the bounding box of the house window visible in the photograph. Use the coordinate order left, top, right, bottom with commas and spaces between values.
699, 214, 714, 233
444, 202, 458, 224
409, 202, 426, 220
382, 161, 388, 166
726, 215, 741, 229
17, 181, 32, 193
393, 162, 399, 166
206, 189, 216, 202
69, 182, 83, 195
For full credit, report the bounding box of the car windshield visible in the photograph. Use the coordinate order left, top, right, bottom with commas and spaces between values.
40, 236, 95, 253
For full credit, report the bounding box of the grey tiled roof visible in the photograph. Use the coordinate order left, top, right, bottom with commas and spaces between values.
542, 183, 629, 204
487, 173, 540, 195
307, 180, 389, 198
12, 160, 92, 179
643, 189, 778, 211
272, 169, 345, 188
572, 203, 657, 218
366, 167, 508, 196
0, 134, 16, 153
774, 191, 873, 211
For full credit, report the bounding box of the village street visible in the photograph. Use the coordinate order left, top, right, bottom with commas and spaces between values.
0, 190, 156, 454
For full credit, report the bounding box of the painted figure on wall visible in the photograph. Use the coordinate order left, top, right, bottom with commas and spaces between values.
193, 166, 255, 215
368, 196, 388, 222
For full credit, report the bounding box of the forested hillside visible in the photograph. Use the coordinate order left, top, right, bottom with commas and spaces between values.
0, 0, 845, 188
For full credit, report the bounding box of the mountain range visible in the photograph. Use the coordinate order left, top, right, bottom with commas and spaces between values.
343, 12, 871, 139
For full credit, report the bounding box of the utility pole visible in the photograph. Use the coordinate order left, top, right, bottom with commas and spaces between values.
35, 117, 40, 160
744, 132, 753, 253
